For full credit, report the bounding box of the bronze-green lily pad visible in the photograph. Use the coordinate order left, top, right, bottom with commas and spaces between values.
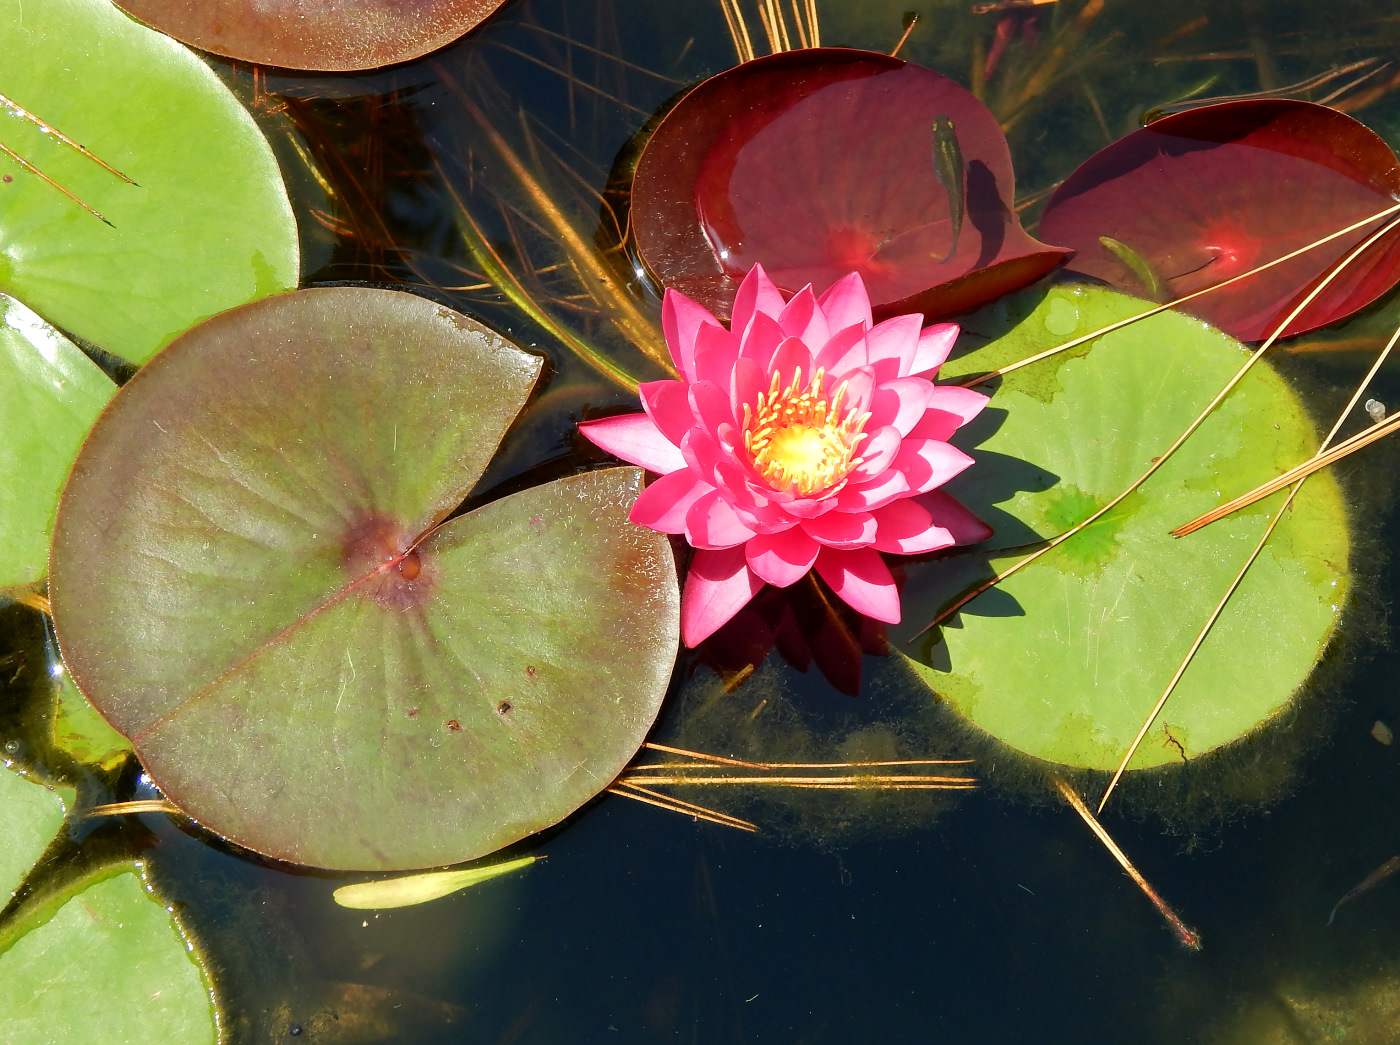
0, 0, 298, 364
115, 0, 508, 72
50, 287, 679, 870
895, 284, 1349, 772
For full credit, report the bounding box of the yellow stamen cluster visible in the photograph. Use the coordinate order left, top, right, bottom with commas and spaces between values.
742, 366, 871, 495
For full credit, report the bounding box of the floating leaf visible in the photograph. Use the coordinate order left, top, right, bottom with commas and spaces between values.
0, 769, 217, 1042
0, 0, 298, 363
114, 0, 508, 71
51, 287, 679, 870
333, 854, 539, 910
895, 285, 1349, 771
630, 48, 1069, 323
1038, 100, 1400, 342
0, 293, 114, 592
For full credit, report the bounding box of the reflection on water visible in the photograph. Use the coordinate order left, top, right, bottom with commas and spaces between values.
10, 0, 1400, 1040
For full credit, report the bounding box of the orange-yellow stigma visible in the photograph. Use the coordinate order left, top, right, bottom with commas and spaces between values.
742, 366, 871, 495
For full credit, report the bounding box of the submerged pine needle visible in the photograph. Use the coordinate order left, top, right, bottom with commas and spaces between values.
1052, 777, 1201, 950
85, 799, 180, 817
609, 783, 758, 831
333, 855, 540, 910
1328, 855, 1400, 925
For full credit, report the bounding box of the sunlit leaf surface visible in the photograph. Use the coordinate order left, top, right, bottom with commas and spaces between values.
1039, 100, 1400, 342
631, 48, 1069, 323
0, 294, 113, 591
116, 0, 509, 71
0, 0, 298, 363
895, 285, 1349, 770
51, 287, 680, 870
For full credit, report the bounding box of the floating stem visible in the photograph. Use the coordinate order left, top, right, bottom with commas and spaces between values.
1052, 776, 1202, 949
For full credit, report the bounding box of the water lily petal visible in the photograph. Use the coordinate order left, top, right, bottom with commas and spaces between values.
848, 425, 902, 481
731, 263, 787, 337
777, 494, 838, 519
746, 527, 820, 587
815, 547, 901, 624
686, 489, 760, 549
838, 367, 877, 415
831, 468, 911, 512
682, 546, 765, 647
865, 314, 922, 380
906, 387, 990, 442
691, 321, 742, 387
868, 377, 935, 435
630, 469, 714, 532
910, 323, 959, 376
802, 510, 877, 548
689, 379, 737, 433
817, 272, 873, 333
779, 285, 832, 347
730, 356, 767, 425
578, 412, 686, 474
662, 288, 724, 381
680, 429, 730, 489
917, 489, 993, 545
925, 385, 990, 426
894, 438, 977, 493
870, 498, 956, 553
768, 336, 815, 392
812, 322, 869, 376
738, 310, 787, 368
639, 379, 695, 447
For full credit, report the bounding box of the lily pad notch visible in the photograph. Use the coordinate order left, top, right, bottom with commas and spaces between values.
50, 287, 680, 871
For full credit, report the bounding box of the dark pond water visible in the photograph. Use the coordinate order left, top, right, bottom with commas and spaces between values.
10, 0, 1400, 1041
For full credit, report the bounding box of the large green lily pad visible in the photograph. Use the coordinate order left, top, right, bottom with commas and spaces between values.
0, 293, 114, 592
50, 287, 679, 870
0, 769, 216, 1044
0, 0, 298, 363
896, 284, 1349, 771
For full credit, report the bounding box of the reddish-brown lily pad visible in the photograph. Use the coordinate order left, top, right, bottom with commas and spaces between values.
50, 287, 679, 871
630, 48, 1070, 322
114, 0, 507, 72
1038, 99, 1400, 342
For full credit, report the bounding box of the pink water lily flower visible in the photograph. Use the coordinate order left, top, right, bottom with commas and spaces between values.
580, 264, 992, 647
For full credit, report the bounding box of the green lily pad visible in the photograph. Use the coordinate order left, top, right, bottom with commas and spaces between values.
0, 871, 217, 1045
52, 668, 131, 773
0, 767, 70, 903
0, 0, 298, 363
50, 287, 679, 870
0, 769, 216, 1044
896, 284, 1349, 771
0, 293, 114, 592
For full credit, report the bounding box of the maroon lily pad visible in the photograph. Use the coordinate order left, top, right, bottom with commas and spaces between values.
114, 0, 507, 72
1038, 99, 1400, 342
630, 48, 1071, 323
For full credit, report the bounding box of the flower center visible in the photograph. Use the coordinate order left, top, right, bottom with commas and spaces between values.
742, 367, 870, 495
